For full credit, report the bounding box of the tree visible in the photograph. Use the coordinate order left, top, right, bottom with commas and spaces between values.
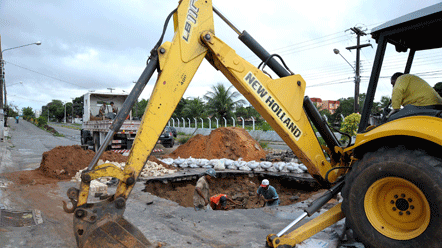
22, 107, 35, 119
181, 97, 207, 119
132, 98, 149, 119
204, 83, 246, 121
171, 98, 187, 118
340, 113, 361, 142
42, 100, 64, 122
434, 82, 442, 97
5, 103, 18, 118
72, 96, 83, 118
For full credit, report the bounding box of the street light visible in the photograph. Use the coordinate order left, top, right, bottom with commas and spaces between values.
333, 49, 355, 72
334, 48, 359, 113
0, 38, 42, 141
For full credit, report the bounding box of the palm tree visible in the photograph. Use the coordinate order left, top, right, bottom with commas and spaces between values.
204, 83, 246, 120
181, 97, 207, 119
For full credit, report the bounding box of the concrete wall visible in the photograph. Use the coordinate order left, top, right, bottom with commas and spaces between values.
174, 127, 345, 142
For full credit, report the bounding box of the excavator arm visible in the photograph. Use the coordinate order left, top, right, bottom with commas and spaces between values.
65, 1, 349, 247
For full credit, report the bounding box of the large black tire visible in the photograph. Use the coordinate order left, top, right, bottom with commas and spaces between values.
342, 147, 442, 248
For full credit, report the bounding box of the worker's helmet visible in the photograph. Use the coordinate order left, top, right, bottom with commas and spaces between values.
261, 179, 269, 187
205, 168, 217, 178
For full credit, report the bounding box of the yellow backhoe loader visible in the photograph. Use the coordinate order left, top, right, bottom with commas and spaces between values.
63, 1, 442, 247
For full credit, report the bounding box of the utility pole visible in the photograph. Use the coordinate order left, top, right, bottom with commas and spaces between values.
346, 27, 371, 113
0, 35, 4, 141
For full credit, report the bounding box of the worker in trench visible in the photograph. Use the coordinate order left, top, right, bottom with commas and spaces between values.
256, 179, 280, 207
209, 194, 240, 210
194, 168, 217, 211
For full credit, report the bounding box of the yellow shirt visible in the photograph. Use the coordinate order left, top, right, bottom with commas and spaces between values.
392, 74, 442, 109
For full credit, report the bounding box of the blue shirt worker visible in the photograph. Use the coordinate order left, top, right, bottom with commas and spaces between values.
256, 179, 280, 207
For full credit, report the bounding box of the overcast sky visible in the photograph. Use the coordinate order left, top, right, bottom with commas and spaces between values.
1, 0, 441, 114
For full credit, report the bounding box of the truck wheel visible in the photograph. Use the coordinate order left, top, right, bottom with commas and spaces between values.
93, 133, 100, 152
341, 147, 442, 248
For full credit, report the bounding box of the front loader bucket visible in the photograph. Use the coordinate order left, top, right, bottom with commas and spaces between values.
73, 199, 152, 248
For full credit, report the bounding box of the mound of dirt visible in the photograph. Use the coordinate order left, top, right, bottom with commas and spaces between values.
5, 145, 178, 185
37, 145, 127, 180
168, 127, 266, 161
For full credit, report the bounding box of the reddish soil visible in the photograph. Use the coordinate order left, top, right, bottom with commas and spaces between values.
3, 145, 177, 186
167, 127, 266, 161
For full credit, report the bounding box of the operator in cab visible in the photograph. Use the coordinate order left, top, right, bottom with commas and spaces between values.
256, 179, 280, 207
387, 73, 442, 118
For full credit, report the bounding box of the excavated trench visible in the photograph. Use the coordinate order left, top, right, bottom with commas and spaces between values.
143, 172, 322, 210
143, 127, 323, 210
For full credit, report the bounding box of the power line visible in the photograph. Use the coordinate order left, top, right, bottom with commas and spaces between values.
4, 60, 89, 89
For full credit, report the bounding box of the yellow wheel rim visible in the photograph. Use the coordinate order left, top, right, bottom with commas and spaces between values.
364, 177, 430, 240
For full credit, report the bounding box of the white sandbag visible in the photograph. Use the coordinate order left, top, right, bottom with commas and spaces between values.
266, 166, 278, 172
247, 161, 259, 169
179, 161, 189, 168
202, 164, 213, 168
260, 161, 272, 169
198, 158, 209, 167
188, 163, 199, 168
224, 159, 234, 166
186, 156, 196, 164
227, 164, 237, 170
292, 167, 304, 173
253, 167, 265, 172
160, 158, 174, 165
174, 158, 185, 165
299, 164, 308, 172
274, 162, 285, 171
213, 159, 226, 170
285, 162, 296, 171
238, 165, 252, 171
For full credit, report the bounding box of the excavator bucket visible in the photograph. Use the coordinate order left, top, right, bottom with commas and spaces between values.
77, 217, 151, 248
72, 199, 152, 248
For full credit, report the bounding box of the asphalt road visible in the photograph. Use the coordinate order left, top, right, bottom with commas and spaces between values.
0, 118, 362, 248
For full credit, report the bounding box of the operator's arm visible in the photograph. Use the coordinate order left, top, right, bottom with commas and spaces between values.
391, 78, 407, 110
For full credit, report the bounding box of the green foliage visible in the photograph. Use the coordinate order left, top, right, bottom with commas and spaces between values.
340, 113, 361, 142
5, 104, 19, 117
204, 83, 246, 120
22, 106, 35, 119
434, 82, 442, 97
256, 121, 272, 131
235, 105, 260, 119
178, 136, 190, 144
259, 141, 268, 149
37, 116, 48, 127
181, 97, 207, 119
132, 98, 149, 119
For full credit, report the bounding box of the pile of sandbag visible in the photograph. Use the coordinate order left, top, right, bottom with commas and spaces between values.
159, 157, 308, 173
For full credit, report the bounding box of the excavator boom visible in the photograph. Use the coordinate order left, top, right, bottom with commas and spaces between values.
64, 1, 442, 247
